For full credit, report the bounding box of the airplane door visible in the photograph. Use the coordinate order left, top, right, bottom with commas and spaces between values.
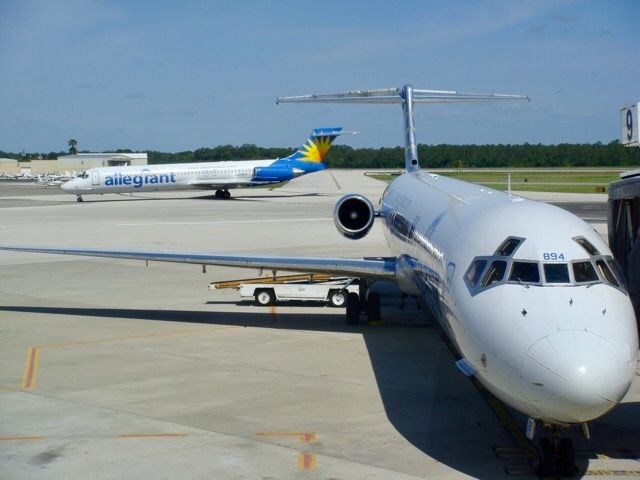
91, 171, 99, 186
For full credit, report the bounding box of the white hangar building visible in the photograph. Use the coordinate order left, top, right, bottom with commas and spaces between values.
57, 153, 148, 170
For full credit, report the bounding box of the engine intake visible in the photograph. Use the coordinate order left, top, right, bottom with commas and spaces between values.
334, 194, 376, 240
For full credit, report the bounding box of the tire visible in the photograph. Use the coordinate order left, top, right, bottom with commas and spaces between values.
255, 289, 275, 306
366, 292, 381, 322
76, 196, 83, 203
558, 438, 576, 477
328, 290, 346, 307
223, 190, 231, 200
537, 437, 554, 477
215, 190, 223, 199
346, 292, 360, 325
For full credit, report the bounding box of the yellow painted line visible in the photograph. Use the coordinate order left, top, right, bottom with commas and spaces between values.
116, 433, 187, 439
0, 435, 43, 441
256, 432, 316, 443
297, 453, 317, 470
20, 347, 40, 389
10, 326, 239, 391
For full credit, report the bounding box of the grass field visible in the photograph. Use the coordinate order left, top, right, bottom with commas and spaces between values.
368, 169, 631, 193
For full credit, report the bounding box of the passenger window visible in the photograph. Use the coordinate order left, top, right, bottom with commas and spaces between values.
465, 259, 487, 287
596, 260, 618, 286
509, 262, 540, 283
573, 261, 598, 283
482, 260, 507, 287
543, 263, 570, 283
574, 237, 599, 256
496, 238, 522, 256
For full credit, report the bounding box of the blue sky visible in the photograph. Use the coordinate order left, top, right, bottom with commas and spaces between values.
1, 0, 638, 152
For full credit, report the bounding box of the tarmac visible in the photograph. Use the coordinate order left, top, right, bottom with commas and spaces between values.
0, 170, 638, 479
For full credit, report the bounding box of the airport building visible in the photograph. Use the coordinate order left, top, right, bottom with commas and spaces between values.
0, 153, 147, 175
56, 153, 148, 170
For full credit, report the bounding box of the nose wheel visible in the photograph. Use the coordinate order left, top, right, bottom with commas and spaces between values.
536, 435, 576, 477
76, 195, 83, 203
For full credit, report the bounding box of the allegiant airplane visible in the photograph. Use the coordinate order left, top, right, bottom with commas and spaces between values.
61, 127, 352, 202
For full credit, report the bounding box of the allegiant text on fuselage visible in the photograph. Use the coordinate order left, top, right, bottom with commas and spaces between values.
104, 172, 177, 188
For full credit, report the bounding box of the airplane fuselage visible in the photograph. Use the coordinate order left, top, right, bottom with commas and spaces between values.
380, 171, 638, 425
61, 159, 321, 195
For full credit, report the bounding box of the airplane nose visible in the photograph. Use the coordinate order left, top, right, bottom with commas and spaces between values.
525, 330, 633, 423
61, 180, 73, 191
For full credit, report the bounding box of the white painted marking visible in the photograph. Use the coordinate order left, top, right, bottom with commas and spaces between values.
117, 217, 332, 227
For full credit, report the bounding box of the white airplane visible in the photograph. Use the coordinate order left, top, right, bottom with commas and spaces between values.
37, 173, 72, 188
60, 128, 351, 202
1, 85, 637, 477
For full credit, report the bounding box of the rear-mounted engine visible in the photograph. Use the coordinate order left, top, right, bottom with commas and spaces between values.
333, 194, 376, 240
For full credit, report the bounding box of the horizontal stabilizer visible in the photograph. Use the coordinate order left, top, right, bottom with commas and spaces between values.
278, 88, 530, 105
311, 127, 357, 137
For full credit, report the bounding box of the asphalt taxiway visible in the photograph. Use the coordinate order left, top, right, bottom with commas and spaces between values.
1, 171, 638, 479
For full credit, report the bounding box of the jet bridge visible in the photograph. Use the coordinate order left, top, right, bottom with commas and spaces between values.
608, 169, 640, 329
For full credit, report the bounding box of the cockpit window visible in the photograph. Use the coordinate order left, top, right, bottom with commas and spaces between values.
606, 259, 625, 287
543, 263, 570, 283
78, 172, 88, 179
464, 236, 627, 295
596, 260, 618, 286
482, 260, 507, 287
495, 237, 523, 257
574, 236, 599, 256
573, 261, 598, 283
509, 261, 540, 283
465, 259, 487, 287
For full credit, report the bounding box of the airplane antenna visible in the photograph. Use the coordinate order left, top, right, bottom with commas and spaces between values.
277, 85, 530, 172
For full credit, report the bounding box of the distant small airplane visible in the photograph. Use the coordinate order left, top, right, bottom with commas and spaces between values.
60, 128, 352, 202
37, 173, 75, 188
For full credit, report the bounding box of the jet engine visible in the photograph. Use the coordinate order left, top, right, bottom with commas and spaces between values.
252, 166, 294, 182
333, 194, 376, 240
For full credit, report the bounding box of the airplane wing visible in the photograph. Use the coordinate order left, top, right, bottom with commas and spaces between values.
0, 246, 396, 280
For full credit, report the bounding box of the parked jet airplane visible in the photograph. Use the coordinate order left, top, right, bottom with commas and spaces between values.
60, 128, 350, 202
2, 86, 637, 477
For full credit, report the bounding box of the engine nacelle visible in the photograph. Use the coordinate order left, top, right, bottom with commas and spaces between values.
333, 194, 376, 240
252, 166, 294, 182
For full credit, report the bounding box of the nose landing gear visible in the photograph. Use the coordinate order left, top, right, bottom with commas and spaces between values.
76, 195, 83, 203
535, 425, 577, 478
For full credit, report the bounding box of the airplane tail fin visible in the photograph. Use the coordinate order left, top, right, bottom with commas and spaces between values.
284, 127, 354, 164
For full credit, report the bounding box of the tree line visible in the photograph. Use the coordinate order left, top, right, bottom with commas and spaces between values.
1, 141, 638, 168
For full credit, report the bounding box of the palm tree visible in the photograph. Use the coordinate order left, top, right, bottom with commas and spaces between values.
68, 138, 78, 155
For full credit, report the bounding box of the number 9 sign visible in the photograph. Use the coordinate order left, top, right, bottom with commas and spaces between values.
621, 103, 639, 146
